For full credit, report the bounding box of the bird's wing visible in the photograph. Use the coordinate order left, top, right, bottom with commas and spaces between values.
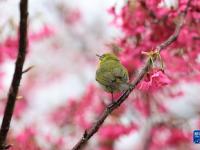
112, 66, 129, 82
96, 68, 114, 86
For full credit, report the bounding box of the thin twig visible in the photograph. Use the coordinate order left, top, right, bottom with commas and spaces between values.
139, 0, 168, 24
139, 0, 157, 19
22, 65, 34, 74
71, 0, 192, 149
0, 0, 28, 149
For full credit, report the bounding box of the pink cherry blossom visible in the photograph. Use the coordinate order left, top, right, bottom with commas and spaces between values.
138, 69, 171, 91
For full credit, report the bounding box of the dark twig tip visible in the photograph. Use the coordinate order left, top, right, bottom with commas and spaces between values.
83, 130, 88, 138
22, 65, 34, 74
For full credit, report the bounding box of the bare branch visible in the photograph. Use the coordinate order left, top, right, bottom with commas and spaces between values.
0, 0, 28, 149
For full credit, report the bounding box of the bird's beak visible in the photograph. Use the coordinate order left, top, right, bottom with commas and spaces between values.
96, 54, 102, 59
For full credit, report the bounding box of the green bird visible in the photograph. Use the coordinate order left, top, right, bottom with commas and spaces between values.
95, 53, 129, 100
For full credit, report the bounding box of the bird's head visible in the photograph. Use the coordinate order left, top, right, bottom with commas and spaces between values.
96, 53, 119, 64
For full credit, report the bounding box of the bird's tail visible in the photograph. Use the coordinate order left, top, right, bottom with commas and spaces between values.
119, 83, 131, 92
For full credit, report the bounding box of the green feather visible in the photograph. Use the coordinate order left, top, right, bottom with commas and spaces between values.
96, 53, 129, 93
